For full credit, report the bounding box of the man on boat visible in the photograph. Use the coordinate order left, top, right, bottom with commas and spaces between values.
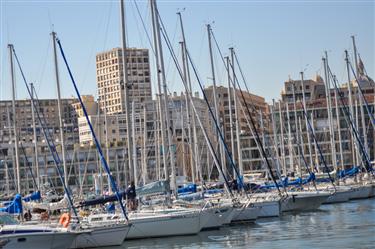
125, 181, 137, 211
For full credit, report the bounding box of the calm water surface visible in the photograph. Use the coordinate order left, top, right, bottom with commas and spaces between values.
108, 199, 375, 249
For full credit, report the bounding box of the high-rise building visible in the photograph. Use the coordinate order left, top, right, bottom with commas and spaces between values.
96, 47, 151, 115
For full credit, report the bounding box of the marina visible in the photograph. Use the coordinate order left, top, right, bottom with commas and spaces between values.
1, 0, 374, 248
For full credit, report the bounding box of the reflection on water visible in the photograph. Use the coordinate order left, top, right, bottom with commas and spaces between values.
107, 199, 375, 249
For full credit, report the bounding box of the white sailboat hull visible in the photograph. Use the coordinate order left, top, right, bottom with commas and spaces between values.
281, 192, 329, 212
323, 189, 352, 204
200, 206, 234, 229
370, 184, 375, 198
1, 231, 76, 249
253, 200, 280, 218
231, 205, 259, 222
348, 185, 372, 200
126, 211, 201, 239
70, 223, 130, 248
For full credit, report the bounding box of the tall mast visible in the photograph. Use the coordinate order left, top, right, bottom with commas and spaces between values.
291, 82, 302, 176
52, 31, 68, 187
300, 72, 314, 171
352, 36, 368, 155
278, 101, 287, 175
230, 48, 243, 176
155, 99, 162, 180
8, 44, 21, 194
286, 102, 294, 174
207, 24, 226, 178
178, 12, 200, 182
143, 105, 148, 185
150, 0, 176, 193
30, 83, 40, 190
355, 99, 360, 166
271, 100, 281, 173
120, 0, 133, 186
323, 54, 337, 171
179, 41, 195, 183
180, 103, 186, 177
311, 112, 320, 172
226, 56, 236, 177
103, 93, 111, 192
333, 75, 344, 170
131, 101, 138, 186
345, 50, 357, 167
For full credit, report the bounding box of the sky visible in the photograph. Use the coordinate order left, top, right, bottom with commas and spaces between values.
1, 0, 374, 103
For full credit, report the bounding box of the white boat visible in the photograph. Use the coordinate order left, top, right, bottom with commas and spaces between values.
323, 189, 352, 204
347, 185, 373, 200
280, 191, 330, 212
84, 210, 202, 240
0, 214, 77, 249
231, 202, 259, 222
70, 223, 131, 248
252, 200, 280, 218
200, 205, 234, 229
370, 183, 375, 198
127, 210, 202, 239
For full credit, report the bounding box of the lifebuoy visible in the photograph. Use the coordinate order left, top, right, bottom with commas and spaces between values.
59, 213, 71, 228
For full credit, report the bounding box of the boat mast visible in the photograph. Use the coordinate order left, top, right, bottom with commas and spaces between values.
8, 44, 21, 194
333, 75, 344, 171
131, 101, 138, 186
207, 24, 226, 179
311, 112, 320, 172
30, 83, 40, 190
120, 0, 133, 186
345, 50, 357, 167
286, 102, 295, 174
143, 105, 148, 185
291, 82, 302, 176
271, 100, 281, 173
179, 40, 196, 183
323, 54, 337, 171
178, 11, 200, 182
278, 101, 287, 176
352, 36, 369, 155
51, 32, 69, 187
103, 93, 111, 192
300, 72, 314, 171
150, 0, 177, 193
226, 56, 236, 177
230, 47, 243, 176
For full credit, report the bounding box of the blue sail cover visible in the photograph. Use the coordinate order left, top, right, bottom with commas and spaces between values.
22, 191, 41, 202
0, 194, 23, 214
337, 167, 360, 178
260, 177, 288, 189
178, 184, 197, 195
260, 173, 315, 189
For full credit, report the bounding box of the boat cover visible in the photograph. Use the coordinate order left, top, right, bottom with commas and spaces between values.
0, 194, 23, 214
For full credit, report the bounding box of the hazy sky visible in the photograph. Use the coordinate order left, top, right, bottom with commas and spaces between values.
1, 0, 374, 103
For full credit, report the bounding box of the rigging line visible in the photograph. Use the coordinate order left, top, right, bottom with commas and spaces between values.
56, 37, 129, 220
347, 59, 375, 127
296, 96, 336, 189
184, 44, 243, 193
157, 13, 233, 196
208, 29, 281, 194
36, 35, 51, 85
327, 65, 373, 174
19, 142, 38, 191
132, 0, 155, 55
11, 46, 79, 219
229, 56, 282, 194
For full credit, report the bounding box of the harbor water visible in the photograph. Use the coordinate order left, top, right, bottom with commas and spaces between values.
110, 199, 375, 249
